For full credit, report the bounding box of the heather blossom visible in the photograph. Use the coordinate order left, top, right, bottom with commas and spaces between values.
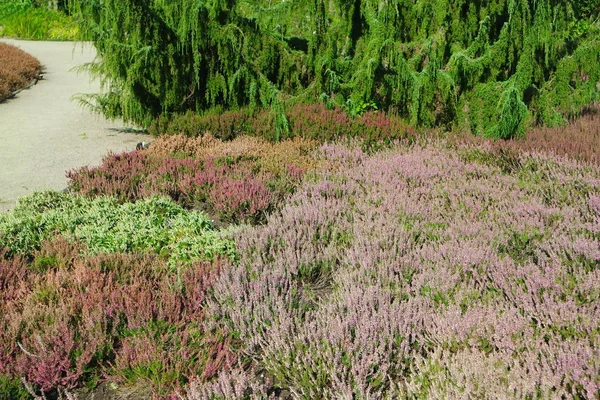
2, 135, 600, 398
200, 140, 600, 398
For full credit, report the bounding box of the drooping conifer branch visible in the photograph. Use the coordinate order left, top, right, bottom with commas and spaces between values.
69, 0, 600, 138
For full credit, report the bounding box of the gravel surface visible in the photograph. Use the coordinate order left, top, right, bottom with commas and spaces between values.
0, 39, 151, 211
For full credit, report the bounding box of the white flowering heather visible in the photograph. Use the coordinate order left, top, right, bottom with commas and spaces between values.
202, 141, 600, 399
188, 367, 273, 399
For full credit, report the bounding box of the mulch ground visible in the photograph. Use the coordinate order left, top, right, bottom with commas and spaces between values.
0, 42, 42, 101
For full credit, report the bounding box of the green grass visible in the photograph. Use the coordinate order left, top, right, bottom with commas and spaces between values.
0, 1, 80, 40
0, 375, 31, 400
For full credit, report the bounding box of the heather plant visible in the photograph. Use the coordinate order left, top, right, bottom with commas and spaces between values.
0, 237, 233, 398
68, 138, 314, 224
148, 104, 416, 150
187, 367, 272, 400
0, 42, 42, 101
454, 104, 600, 165
201, 141, 600, 397
0, 192, 234, 265
148, 134, 319, 177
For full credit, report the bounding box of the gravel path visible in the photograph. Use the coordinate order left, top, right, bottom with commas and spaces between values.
0, 39, 151, 211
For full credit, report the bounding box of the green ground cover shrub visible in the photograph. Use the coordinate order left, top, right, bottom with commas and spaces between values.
0, 192, 234, 265
0, 375, 29, 400
0, 0, 79, 40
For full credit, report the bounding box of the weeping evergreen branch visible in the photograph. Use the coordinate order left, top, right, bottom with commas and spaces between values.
67, 0, 305, 127
67, 0, 600, 138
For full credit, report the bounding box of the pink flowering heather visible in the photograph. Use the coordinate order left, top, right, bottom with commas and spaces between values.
202, 140, 600, 398
148, 104, 416, 146
67, 151, 301, 224
454, 105, 600, 165
0, 237, 233, 398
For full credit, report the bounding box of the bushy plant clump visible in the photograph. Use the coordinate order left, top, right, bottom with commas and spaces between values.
0, 192, 234, 266
3, 130, 600, 398
193, 141, 600, 398
67, 136, 318, 225
0, 0, 79, 40
67, 0, 307, 128
0, 237, 233, 398
454, 103, 600, 165
0, 42, 42, 101
149, 104, 417, 149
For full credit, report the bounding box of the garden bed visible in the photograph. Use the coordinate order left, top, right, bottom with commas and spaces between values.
2, 121, 600, 398
0, 42, 42, 102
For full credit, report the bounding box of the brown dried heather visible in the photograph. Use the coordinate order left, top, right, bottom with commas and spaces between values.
454, 104, 600, 165
0, 42, 42, 100
149, 133, 320, 175
0, 237, 233, 397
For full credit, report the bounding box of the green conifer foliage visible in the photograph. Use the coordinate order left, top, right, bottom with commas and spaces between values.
319, 0, 600, 137
69, 0, 307, 128
69, 0, 600, 138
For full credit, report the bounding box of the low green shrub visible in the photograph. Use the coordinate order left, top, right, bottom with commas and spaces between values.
0, 192, 235, 266
0, 375, 30, 400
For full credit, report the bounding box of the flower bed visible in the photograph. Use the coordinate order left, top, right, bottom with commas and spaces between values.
195, 140, 600, 398
67, 135, 319, 225
0, 42, 42, 101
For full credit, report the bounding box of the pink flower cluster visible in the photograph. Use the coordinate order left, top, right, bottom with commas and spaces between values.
67, 152, 300, 224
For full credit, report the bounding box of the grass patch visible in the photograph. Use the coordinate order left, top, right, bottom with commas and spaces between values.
0, 2, 80, 40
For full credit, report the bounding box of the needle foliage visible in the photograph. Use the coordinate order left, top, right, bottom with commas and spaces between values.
69, 0, 600, 138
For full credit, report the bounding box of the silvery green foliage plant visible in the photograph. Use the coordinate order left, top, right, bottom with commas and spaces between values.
0, 192, 234, 266
199, 141, 600, 398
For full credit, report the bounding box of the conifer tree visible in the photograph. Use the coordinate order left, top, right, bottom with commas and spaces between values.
311, 0, 600, 137
69, 0, 307, 129
70, 0, 600, 138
